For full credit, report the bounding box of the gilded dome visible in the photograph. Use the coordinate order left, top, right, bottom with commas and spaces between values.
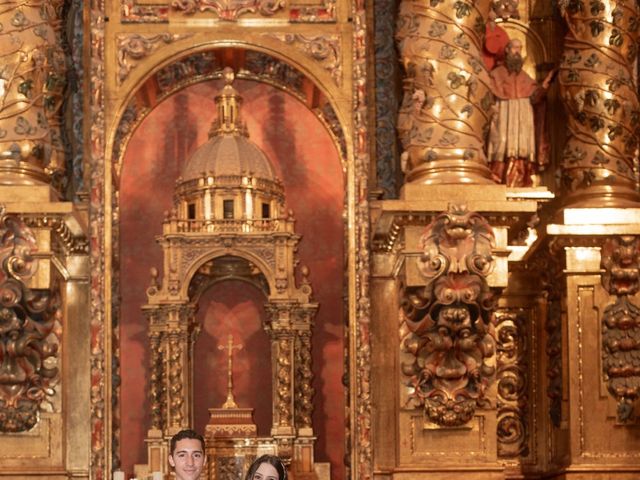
181, 134, 276, 181
180, 68, 277, 182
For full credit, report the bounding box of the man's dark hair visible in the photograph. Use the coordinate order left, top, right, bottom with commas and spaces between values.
170, 429, 205, 455
245, 454, 287, 480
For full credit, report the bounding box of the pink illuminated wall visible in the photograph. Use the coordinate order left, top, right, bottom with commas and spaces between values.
119, 78, 345, 479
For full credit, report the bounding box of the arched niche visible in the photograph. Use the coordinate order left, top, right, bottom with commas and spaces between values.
116, 48, 346, 480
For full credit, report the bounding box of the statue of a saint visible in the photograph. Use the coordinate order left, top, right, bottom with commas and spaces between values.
487, 38, 554, 187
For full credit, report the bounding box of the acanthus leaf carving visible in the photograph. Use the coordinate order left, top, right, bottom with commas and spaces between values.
172, 0, 284, 21
401, 205, 498, 427
117, 33, 191, 84
265, 34, 342, 86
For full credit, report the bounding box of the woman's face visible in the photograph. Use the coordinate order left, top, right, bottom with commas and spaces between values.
252, 462, 279, 480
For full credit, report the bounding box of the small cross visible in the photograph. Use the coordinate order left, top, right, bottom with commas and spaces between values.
218, 334, 242, 409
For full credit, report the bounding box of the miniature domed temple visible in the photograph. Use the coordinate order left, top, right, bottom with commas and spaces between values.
141, 69, 320, 480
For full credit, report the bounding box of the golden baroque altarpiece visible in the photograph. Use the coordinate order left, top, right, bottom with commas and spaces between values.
0, 0, 640, 479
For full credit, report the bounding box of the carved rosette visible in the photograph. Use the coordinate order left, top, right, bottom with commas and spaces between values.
0, 1, 67, 187
400, 205, 497, 427
117, 33, 189, 84
601, 236, 640, 421
172, 0, 284, 20
558, 0, 640, 206
0, 209, 61, 432
395, 0, 494, 184
495, 310, 529, 458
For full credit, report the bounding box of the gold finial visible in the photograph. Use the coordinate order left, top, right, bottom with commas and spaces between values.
210, 68, 248, 137
218, 334, 242, 409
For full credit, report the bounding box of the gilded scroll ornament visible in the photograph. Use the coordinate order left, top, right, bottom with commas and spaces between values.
172, 0, 284, 20
0, 0, 67, 187
266, 34, 342, 86
0, 208, 60, 432
395, 0, 495, 184
122, 1, 170, 23
558, 0, 640, 206
601, 236, 640, 421
117, 33, 189, 84
496, 310, 528, 457
400, 205, 497, 427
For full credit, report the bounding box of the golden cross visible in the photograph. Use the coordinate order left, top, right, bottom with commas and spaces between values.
218, 334, 242, 409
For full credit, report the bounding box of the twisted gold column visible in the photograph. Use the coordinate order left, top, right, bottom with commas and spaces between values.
396, 0, 494, 185
0, 1, 66, 188
559, 0, 640, 206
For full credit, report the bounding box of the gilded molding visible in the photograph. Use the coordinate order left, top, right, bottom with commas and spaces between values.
172, 0, 284, 20
558, 0, 640, 206
265, 34, 342, 86
0, 208, 61, 433
90, 1, 107, 477
353, 0, 372, 475
117, 33, 191, 84
400, 205, 497, 427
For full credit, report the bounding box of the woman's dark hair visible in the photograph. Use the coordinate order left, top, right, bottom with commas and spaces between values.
245, 454, 287, 480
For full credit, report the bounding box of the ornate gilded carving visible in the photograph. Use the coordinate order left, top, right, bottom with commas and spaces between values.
148, 330, 165, 430
601, 236, 640, 421
121, 1, 170, 23
0, 0, 67, 187
496, 310, 529, 458
374, 0, 400, 198
172, 0, 284, 20
289, 0, 336, 22
168, 331, 185, 427
295, 331, 313, 430
558, 0, 640, 206
276, 336, 293, 427
353, 0, 372, 476
400, 205, 497, 427
117, 33, 189, 84
156, 52, 219, 93
216, 456, 244, 480
90, 0, 106, 475
395, 0, 494, 184
266, 34, 342, 86
0, 209, 61, 432
546, 298, 562, 427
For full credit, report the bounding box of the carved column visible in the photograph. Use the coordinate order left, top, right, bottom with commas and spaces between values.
265, 304, 296, 437
395, 0, 494, 185
558, 0, 640, 207
0, 1, 66, 189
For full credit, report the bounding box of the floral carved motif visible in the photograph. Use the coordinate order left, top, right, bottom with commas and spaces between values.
601, 236, 640, 421
117, 33, 189, 84
0, 208, 61, 432
172, 0, 284, 20
400, 205, 497, 427
266, 34, 342, 86
295, 332, 313, 429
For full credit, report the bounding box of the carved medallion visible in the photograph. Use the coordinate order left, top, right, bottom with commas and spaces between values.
400, 205, 497, 427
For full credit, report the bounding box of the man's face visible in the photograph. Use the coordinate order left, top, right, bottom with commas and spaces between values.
169, 438, 206, 480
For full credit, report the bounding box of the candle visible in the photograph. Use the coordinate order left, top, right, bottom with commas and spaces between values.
112, 471, 125, 480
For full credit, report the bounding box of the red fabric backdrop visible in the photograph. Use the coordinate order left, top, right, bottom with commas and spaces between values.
119, 79, 345, 479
